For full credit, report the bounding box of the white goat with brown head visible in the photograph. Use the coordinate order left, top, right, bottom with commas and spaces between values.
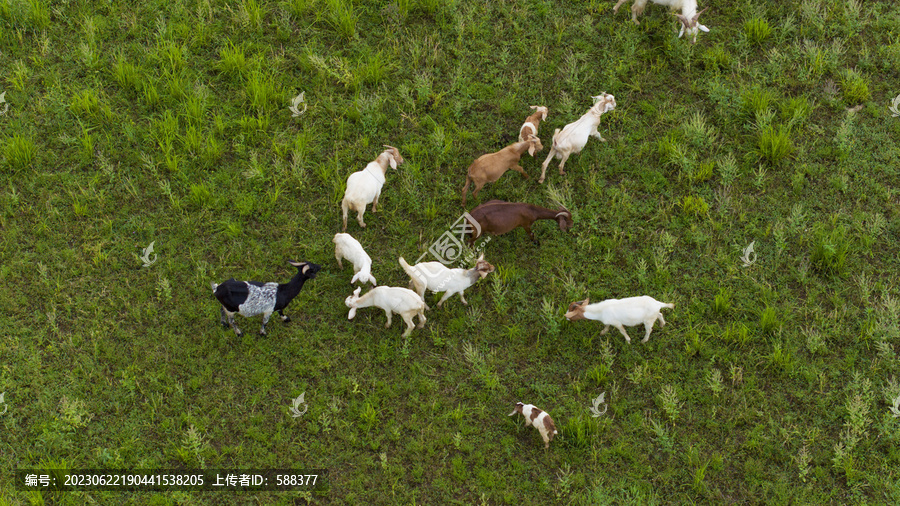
564, 295, 674, 343
538, 93, 616, 184
613, 0, 710, 44
341, 145, 403, 231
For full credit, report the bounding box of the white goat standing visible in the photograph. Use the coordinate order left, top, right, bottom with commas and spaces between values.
398, 254, 495, 307
341, 145, 404, 231
538, 93, 616, 184
564, 295, 674, 343
613, 0, 710, 43
333, 233, 377, 286
345, 286, 428, 337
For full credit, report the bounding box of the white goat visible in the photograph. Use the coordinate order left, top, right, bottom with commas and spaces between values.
519, 105, 549, 144
345, 286, 428, 337
398, 254, 495, 307
564, 295, 674, 343
538, 93, 616, 184
333, 233, 376, 286
508, 402, 558, 449
341, 145, 404, 231
613, 0, 709, 43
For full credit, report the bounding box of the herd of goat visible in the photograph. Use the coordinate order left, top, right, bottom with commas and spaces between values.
211, 1, 708, 448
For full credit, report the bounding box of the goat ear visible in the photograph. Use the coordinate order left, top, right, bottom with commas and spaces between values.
351, 272, 360, 284
541, 109, 547, 121
477, 252, 484, 262
699, 24, 710, 32
370, 275, 377, 286
354, 287, 362, 297
528, 143, 536, 157
348, 307, 357, 319
389, 155, 397, 170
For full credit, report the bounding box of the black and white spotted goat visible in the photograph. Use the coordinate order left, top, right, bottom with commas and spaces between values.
211, 260, 321, 337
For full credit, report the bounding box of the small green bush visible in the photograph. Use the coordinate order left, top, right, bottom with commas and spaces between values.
840, 69, 871, 104
811, 223, 850, 275
744, 18, 772, 45
756, 124, 794, 165
4, 134, 37, 170
681, 195, 709, 217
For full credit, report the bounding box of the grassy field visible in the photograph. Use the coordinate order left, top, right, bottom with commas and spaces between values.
2, 0, 900, 503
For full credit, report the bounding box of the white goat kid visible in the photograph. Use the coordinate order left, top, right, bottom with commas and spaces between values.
341, 145, 404, 231
613, 0, 709, 43
564, 295, 674, 343
538, 93, 616, 184
333, 233, 377, 286
398, 254, 495, 307
345, 286, 428, 337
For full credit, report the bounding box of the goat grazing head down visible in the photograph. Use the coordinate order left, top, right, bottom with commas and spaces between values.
212, 260, 321, 337
381, 144, 404, 170
508, 402, 558, 449
675, 7, 709, 43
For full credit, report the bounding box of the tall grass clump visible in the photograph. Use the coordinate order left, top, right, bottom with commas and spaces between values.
756, 124, 793, 165
326, 0, 357, 39
840, 69, 870, 104
4, 133, 37, 170
744, 18, 772, 45
811, 222, 850, 276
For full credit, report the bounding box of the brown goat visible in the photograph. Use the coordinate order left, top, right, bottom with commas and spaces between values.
461, 135, 543, 206
465, 200, 573, 244
519, 106, 549, 143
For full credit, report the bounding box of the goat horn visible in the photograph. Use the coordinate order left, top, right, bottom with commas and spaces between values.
383, 144, 396, 150
693, 7, 708, 22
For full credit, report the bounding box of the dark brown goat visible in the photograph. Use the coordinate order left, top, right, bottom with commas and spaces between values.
465, 200, 573, 245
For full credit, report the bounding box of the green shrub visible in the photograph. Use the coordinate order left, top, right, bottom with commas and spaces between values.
681, 195, 709, 217
840, 69, 870, 104
756, 124, 793, 165
811, 223, 850, 275
4, 133, 37, 170
744, 18, 772, 45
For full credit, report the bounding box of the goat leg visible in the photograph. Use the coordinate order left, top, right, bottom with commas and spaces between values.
219, 307, 230, 328
259, 312, 272, 336
615, 324, 632, 344
226, 311, 243, 337
279, 309, 291, 323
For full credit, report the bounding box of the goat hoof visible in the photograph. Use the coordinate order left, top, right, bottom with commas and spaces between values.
259, 331, 267, 336
235, 331, 243, 338
282, 316, 291, 323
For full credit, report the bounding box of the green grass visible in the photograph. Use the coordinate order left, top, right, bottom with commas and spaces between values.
2, 0, 900, 503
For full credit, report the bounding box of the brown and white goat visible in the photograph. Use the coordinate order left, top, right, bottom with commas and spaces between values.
461, 134, 543, 206
465, 200, 573, 245
508, 402, 558, 449
519, 106, 549, 143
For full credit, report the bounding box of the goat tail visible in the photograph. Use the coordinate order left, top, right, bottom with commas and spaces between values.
663, 303, 675, 310
398, 257, 415, 276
